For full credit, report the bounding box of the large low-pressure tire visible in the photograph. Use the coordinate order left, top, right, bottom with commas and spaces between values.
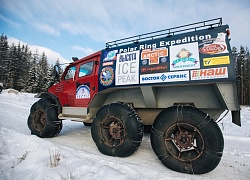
150, 106, 224, 174
27, 98, 62, 138
91, 102, 144, 157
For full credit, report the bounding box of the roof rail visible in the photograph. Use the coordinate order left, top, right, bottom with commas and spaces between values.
106, 17, 222, 48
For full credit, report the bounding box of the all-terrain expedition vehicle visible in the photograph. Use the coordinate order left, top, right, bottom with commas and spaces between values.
28, 18, 241, 174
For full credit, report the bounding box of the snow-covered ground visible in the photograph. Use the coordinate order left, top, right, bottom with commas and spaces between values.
0, 90, 249, 180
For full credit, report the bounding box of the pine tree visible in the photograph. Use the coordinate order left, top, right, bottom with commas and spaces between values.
239, 46, 247, 105
243, 47, 250, 105
0, 34, 10, 87
27, 51, 39, 93
7, 43, 17, 88
47, 64, 57, 88
13, 42, 23, 90
232, 46, 238, 73
21, 45, 32, 91
37, 52, 49, 92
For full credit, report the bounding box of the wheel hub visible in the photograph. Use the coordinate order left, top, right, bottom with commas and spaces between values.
174, 130, 193, 149
109, 121, 123, 139
33, 110, 47, 130
100, 116, 125, 147
164, 123, 204, 162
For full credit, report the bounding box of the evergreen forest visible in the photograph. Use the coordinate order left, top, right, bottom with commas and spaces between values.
0, 34, 62, 93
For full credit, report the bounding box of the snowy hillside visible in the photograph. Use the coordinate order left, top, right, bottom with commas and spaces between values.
0, 90, 249, 180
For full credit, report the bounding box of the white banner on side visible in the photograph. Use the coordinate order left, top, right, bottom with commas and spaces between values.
115, 51, 140, 86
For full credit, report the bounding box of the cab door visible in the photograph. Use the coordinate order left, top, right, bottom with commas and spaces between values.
74, 57, 99, 107
57, 65, 77, 107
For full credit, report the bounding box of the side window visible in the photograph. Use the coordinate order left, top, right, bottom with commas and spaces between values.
64, 66, 76, 80
79, 62, 94, 77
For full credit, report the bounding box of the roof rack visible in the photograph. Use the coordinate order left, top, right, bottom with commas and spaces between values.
106, 17, 222, 48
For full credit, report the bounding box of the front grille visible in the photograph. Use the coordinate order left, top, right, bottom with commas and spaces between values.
55, 84, 64, 92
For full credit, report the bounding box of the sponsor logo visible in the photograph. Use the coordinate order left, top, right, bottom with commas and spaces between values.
191, 67, 228, 80
100, 67, 114, 86
141, 48, 168, 65
200, 44, 226, 54
103, 50, 118, 61
140, 63, 168, 74
161, 57, 167, 63
140, 48, 169, 74
116, 51, 140, 86
199, 32, 228, 55
119, 52, 137, 62
102, 61, 114, 66
203, 56, 230, 66
140, 71, 189, 84
172, 48, 198, 66
76, 85, 90, 99
142, 60, 148, 65
170, 42, 200, 71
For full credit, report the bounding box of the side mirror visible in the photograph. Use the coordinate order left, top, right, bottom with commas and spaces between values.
53, 65, 60, 81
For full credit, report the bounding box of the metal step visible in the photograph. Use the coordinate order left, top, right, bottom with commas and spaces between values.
58, 113, 93, 123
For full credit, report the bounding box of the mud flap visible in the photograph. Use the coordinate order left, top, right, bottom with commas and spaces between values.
232, 110, 241, 126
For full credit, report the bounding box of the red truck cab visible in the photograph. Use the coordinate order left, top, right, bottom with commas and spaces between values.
48, 51, 101, 108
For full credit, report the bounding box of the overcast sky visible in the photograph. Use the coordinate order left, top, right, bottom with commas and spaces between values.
0, 0, 250, 65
